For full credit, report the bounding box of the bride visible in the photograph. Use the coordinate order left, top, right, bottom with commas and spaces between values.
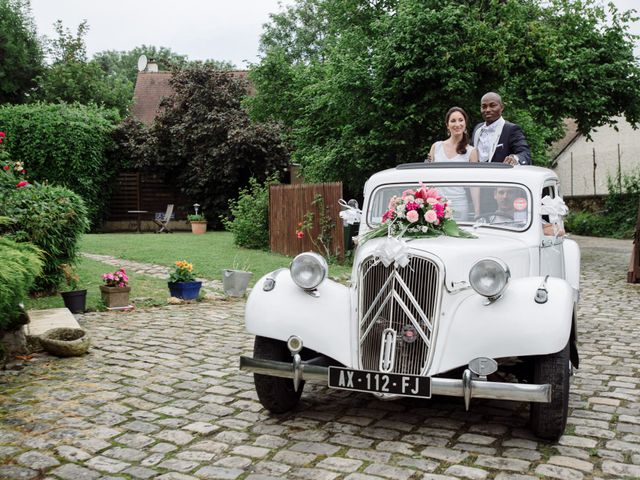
426, 106, 479, 220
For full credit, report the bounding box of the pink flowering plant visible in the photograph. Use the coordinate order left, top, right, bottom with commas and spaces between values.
364, 185, 473, 240
102, 268, 129, 288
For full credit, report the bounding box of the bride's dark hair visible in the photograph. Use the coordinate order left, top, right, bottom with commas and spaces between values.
445, 107, 470, 155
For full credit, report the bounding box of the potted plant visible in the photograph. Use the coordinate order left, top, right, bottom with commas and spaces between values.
188, 213, 207, 234
59, 264, 87, 314
168, 260, 202, 300
100, 268, 131, 308
222, 257, 253, 297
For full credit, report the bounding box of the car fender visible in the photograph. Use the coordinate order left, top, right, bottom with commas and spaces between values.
563, 238, 580, 291
431, 276, 575, 375
245, 271, 352, 366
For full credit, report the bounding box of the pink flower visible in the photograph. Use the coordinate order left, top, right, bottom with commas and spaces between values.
425, 210, 438, 224
387, 196, 399, 210
433, 203, 445, 218
0, 132, 5, 138
296, 231, 304, 239
426, 197, 438, 205
16, 180, 28, 188
406, 210, 419, 223
382, 209, 395, 222
405, 201, 419, 211
2, 165, 9, 171
425, 188, 440, 200
402, 189, 416, 198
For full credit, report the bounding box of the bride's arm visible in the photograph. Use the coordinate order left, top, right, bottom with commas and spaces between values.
426, 143, 436, 163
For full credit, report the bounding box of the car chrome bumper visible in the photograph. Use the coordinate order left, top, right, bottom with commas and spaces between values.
239, 355, 552, 407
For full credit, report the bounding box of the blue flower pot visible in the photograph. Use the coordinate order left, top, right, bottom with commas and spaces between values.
168, 281, 202, 300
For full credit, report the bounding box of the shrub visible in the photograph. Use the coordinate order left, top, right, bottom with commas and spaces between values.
223, 175, 279, 249
0, 102, 119, 227
0, 184, 89, 293
565, 168, 640, 239
0, 237, 42, 331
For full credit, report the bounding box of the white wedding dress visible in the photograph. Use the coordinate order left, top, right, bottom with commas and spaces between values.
432, 141, 473, 220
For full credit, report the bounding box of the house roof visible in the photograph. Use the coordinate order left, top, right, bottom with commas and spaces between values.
131, 70, 251, 126
550, 119, 580, 164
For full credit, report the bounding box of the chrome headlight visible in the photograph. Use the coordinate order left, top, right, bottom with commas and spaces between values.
290, 252, 328, 290
469, 258, 510, 300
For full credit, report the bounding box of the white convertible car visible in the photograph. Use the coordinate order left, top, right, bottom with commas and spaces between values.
240, 162, 580, 440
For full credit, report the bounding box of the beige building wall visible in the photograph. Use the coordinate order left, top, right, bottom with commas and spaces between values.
553, 117, 640, 196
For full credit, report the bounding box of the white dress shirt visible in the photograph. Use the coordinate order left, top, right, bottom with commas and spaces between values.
476, 117, 505, 162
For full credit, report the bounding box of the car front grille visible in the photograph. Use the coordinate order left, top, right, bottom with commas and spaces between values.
358, 255, 441, 375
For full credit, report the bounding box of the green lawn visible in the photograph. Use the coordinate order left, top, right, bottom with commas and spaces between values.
79, 231, 352, 283
25, 232, 352, 312
24, 256, 169, 311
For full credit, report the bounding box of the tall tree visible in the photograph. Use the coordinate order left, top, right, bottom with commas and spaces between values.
94, 46, 236, 85
34, 21, 132, 117
136, 66, 289, 228
248, 0, 640, 196
0, 0, 43, 104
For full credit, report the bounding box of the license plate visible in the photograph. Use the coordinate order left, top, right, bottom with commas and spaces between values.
328, 367, 431, 399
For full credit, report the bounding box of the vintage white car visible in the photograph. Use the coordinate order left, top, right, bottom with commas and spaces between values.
240, 163, 580, 440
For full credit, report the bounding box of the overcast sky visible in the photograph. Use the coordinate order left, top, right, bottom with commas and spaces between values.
29, 0, 638, 69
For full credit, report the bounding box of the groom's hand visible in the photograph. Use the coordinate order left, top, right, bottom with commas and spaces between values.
503, 155, 519, 166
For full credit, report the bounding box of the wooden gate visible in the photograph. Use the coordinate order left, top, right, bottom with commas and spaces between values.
270, 182, 344, 257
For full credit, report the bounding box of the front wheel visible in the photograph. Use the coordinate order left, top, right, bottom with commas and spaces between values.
253, 336, 304, 413
530, 342, 570, 440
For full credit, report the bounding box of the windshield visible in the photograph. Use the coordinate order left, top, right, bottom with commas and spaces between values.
368, 183, 531, 231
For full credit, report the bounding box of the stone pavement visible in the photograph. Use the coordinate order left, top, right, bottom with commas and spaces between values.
1, 236, 639, 480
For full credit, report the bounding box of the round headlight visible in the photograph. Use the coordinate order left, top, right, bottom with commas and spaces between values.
290, 252, 328, 290
469, 258, 510, 299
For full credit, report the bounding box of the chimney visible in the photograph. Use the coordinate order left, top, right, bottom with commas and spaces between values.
146, 59, 159, 72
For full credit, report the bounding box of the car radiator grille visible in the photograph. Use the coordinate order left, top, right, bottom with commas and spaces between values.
359, 255, 441, 375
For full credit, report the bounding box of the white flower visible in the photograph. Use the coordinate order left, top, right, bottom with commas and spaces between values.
421, 226, 428, 233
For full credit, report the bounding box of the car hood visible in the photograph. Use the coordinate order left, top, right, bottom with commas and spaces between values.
355, 232, 532, 288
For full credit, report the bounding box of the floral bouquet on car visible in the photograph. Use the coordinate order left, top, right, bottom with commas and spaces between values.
360, 185, 473, 268
364, 185, 474, 241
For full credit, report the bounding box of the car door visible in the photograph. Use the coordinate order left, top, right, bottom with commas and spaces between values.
539, 182, 565, 279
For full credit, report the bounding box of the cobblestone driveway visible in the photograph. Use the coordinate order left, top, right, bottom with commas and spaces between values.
1, 237, 639, 480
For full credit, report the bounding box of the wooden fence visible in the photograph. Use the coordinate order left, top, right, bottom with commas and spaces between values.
270, 182, 344, 257
106, 171, 192, 222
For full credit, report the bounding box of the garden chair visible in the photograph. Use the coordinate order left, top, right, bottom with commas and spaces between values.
153, 204, 174, 233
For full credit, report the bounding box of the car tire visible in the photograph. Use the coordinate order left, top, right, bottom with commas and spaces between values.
530, 341, 570, 440
253, 336, 304, 413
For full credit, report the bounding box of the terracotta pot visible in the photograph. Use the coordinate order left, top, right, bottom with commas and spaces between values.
191, 221, 207, 234
100, 285, 131, 308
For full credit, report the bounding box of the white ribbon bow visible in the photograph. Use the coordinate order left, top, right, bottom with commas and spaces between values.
372, 237, 411, 268
338, 199, 362, 225
540, 195, 569, 224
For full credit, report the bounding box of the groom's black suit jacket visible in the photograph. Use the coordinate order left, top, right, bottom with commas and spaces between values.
471, 120, 532, 165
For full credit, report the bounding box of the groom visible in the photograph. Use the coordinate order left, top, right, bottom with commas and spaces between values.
471, 92, 531, 166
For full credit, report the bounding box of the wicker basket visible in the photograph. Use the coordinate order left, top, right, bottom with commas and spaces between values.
39, 328, 91, 357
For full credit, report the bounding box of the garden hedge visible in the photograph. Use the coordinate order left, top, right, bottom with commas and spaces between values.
0, 102, 119, 227
0, 237, 42, 331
